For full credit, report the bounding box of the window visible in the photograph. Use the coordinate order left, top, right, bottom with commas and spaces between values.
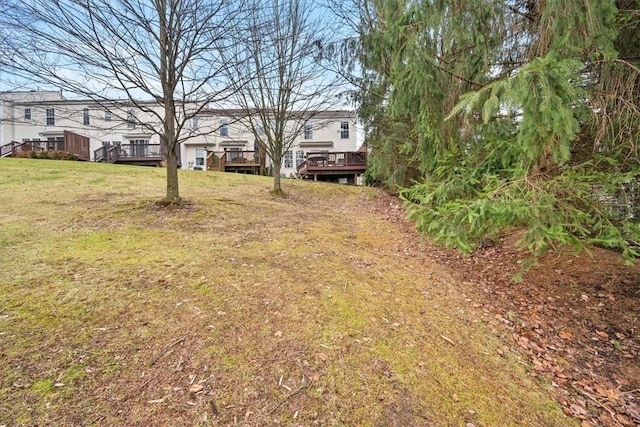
102, 141, 111, 146
296, 150, 305, 167
104, 110, 111, 121
195, 149, 205, 166
24, 108, 31, 120
284, 150, 293, 168
83, 108, 90, 125
340, 121, 349, 139
224, 147, 240, 161
46, 108, 55, 126
191, 117, 199, 131
220, 119, 229, 137
127, 110, 135, 129
304, 120, 313, 139
129, 139, 148, 157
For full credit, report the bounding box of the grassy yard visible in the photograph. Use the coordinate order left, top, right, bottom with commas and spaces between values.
0, 158, 572, 426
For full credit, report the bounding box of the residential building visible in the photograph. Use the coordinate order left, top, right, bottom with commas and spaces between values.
182, 109, 359, 178
1, 90, 169, 164
1, 91, 364, 182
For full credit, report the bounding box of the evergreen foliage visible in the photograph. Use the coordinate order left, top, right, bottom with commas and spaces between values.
358, 0, 640, 261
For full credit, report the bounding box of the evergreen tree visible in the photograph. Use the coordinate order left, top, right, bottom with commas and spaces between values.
358, 0, 640, 263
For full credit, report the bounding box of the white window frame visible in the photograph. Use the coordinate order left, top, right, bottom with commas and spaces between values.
83, 108, 90, 125
127, 110, 136, 129
104, 110, 112, 122
195, 148, 205, 166
24, 108, 31, 120
46, 108, 55, 126
340, 121, 349, 139
129, 139, 149, 145
296, 150, 304, 167
220, 119, 229, 137
284, 150, 293, 168
304, 120, 313, 139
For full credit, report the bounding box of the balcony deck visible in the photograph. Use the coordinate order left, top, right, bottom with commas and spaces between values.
94, 144, 164, 166
207, 151, 261, 174
1, 131, 90, 161
297, 151, 367, 183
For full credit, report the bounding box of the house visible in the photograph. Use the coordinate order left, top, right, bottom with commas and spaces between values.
182, 109, 363, 182
1, 90, 366, 183
0, 90, 173, 165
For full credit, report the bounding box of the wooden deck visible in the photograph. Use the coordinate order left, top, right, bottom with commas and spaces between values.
297, 151, 367, 184
207, 151, 261, 174
1, 131, 90, 161
94, 143, 164, 166
204, 150, 367, 182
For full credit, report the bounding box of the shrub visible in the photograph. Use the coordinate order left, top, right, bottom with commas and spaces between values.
11, 150, 79, 161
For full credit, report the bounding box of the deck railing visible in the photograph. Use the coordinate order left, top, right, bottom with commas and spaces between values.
297, 151, 367, 173
1, 141, 43, 157
1, 132, 90, 160
207, 151, 259, 171
94, 144, 162, 163
221, 150, 259, 164
1, 140, 61, 157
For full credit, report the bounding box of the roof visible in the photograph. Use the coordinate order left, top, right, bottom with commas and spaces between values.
202, 108, 356, 119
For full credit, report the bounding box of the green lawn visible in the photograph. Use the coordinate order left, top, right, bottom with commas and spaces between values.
0, 158, 572, 426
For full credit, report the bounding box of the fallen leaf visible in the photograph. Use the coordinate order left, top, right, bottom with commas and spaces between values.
316, 352, 328, 362
558, 331, 573, 340
189, 383, 204, 393
452, 394, 460, 403
570, 403, 587, 418
617, 414, 634, 426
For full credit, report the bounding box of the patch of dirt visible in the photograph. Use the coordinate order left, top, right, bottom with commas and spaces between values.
365, 191, 640, 427
147, 198, 196, 210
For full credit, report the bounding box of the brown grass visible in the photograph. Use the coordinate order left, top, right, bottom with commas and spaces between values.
0, 158, 572, 426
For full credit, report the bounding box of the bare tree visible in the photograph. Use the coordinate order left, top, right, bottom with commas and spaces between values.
2, 0, 244, 202
222, 0, 343, 194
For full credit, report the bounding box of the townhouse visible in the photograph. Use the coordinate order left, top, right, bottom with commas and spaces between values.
1, 90, 364, 182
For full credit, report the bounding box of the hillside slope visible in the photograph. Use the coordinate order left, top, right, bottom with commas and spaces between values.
0, 158, 585, 425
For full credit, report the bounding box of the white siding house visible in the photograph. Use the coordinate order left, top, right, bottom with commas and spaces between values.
181, 109, 358, 177
1, 91, 362, 181
1, 91, 170, 159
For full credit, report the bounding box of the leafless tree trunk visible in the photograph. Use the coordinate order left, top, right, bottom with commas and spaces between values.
2, 0, 245, 202
222, 0, 343, 194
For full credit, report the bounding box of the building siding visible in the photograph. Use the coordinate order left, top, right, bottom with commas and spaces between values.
1, 91, 358, 174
